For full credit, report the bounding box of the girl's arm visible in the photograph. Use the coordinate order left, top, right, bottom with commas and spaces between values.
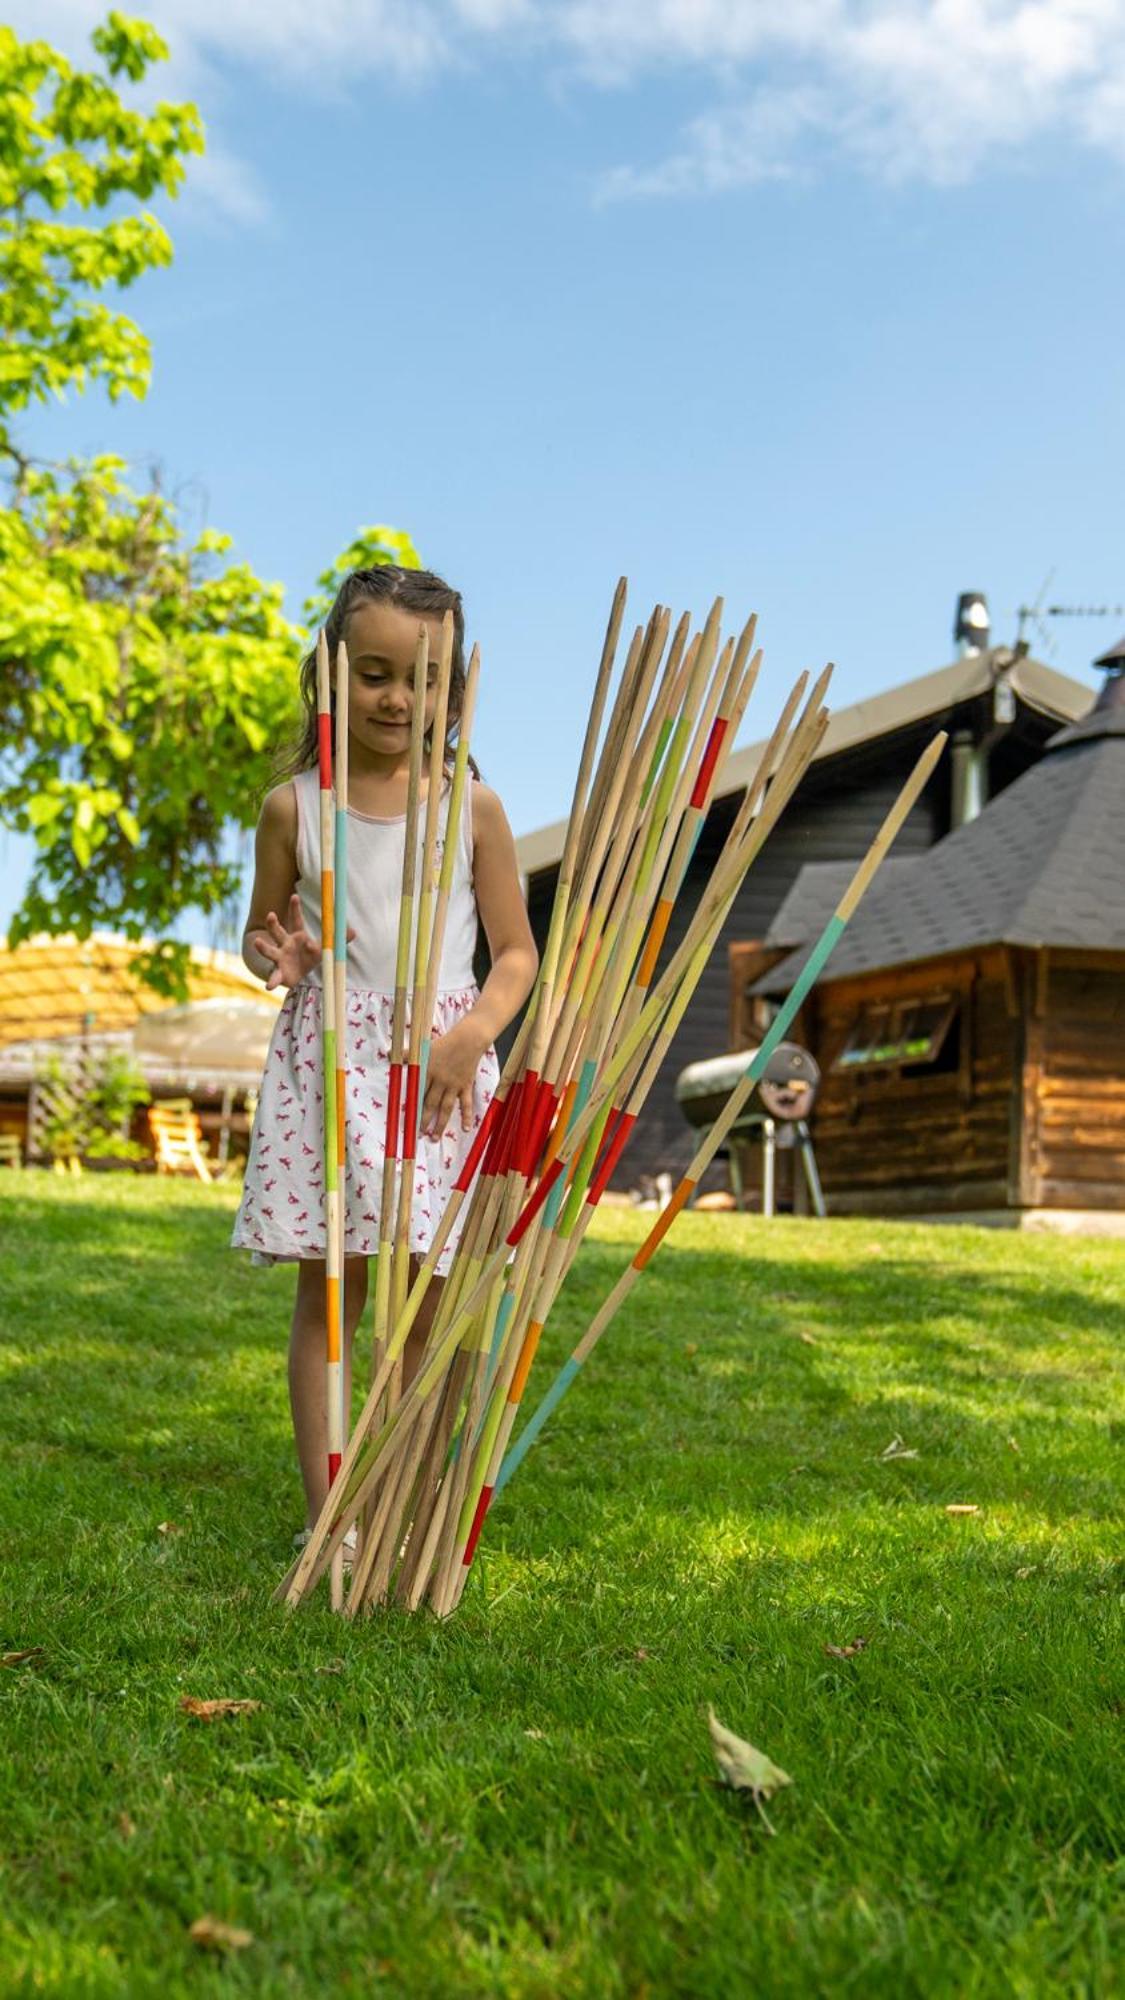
421, 783, 539, 1138
240, 784, 317, 989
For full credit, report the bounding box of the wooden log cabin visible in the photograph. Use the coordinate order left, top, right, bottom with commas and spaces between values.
748, 642, 1125, 1221
515, 631, 1092, 1189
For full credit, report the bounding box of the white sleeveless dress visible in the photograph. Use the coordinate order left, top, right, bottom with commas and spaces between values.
232, 770, 500, 1273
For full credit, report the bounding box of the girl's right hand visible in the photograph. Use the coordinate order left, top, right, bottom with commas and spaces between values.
252, 894, 324, 990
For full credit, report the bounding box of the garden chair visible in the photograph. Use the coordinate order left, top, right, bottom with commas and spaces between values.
148, 1100, 214, 1183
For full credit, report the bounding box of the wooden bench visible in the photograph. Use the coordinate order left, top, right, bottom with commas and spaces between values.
0, 1133, 22, 1169
148, 1100, 215, 1183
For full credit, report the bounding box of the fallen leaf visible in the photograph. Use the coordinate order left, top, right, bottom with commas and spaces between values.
1015, 1565, 1036, 1579
796, 1330, 817, 1346
1007, 1436, 1020, 1453
683, 1342, 699, 1358
708, 1709, 792, 1834
2, 1648, 45, 1668
633, 1647, 650, 1661
944, 1504, 980, 1516
156, 1521, 182, 1536
118, 1812, 136, 1839
524, 1727, 546, 1739
825, 1637, 870, 1659
188, 1916, 254, 1954
314, 1658, 346, 1676
179, 1697, 263, 1721
880, 1435, 918, 1461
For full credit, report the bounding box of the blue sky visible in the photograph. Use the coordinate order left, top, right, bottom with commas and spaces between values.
4, 1, 1124, 948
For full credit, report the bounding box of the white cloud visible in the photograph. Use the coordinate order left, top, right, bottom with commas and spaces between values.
15, 0, 1125, 207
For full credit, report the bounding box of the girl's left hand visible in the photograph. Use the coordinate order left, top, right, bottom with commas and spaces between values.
421, 1017, 491, 1139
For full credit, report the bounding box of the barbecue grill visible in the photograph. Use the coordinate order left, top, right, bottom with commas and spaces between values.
675, 1042, 825, 1216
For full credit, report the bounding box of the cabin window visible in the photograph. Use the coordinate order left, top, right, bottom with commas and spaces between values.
836, 995, 958, 1074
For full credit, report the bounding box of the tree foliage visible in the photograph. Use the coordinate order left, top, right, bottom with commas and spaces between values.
0, 16, 420, 997
0, 14, 203, 442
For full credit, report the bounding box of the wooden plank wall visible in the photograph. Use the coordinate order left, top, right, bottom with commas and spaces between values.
1036, 959, 1125, 1208
808, 951, 1014, 1213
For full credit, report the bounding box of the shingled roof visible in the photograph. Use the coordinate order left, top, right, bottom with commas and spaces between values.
758, 668, 1125, 990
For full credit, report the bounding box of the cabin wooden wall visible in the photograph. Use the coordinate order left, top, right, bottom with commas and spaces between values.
1033, 956, 1125, 1209
805, 950, 1015, 1213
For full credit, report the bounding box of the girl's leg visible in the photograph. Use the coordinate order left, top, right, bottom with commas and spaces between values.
288, 1255, 369, 1528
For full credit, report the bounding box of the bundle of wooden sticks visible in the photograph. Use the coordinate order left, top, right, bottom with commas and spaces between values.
281, 583, 942, 1617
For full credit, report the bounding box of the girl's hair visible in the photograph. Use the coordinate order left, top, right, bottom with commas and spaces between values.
277, 564, 479, 783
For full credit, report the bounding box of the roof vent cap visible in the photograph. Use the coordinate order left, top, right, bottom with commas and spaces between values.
954, 591, 990, 657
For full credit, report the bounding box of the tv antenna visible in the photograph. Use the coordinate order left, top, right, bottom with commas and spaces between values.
1014, 572, 1125, 659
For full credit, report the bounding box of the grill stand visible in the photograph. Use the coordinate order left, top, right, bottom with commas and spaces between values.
728, 1116, 826, 1218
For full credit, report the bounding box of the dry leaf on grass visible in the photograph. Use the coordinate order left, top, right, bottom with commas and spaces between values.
796, 1329, 817, 1346
880, 1435, 918, 1461
825, 1637, 870, 1660
683, 1342, 699, 1358
179, 1697, 263, 1721
156, 1521, 182, 1536
2, 1649, 45, 1668
707, 1709, 792, 1835
188, 1916, 254, 1954
314, 1658, 347, 1676
117, 1812, 136, 1839
945, 1504, 980, 1516
1007, 1436, 1020, 1453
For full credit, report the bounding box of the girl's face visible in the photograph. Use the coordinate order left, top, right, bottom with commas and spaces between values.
342, 599, 444, 759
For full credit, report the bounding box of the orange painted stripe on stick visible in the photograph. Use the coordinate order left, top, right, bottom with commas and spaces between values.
325, 1276, 342, 1360
635, 897, 675, 989
509, 1322, 544, 1404
322, 871, 334, 950
541, 1076, 577, 1171
632, 1179, 697, 1270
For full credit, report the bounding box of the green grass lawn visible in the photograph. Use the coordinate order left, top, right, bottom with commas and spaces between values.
1, 1174, 1122, 1998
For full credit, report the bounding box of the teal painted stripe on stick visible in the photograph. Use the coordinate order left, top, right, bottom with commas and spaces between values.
496, 1356, 582, 1495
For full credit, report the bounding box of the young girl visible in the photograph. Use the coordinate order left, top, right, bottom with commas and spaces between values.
233, 565, 538, 1539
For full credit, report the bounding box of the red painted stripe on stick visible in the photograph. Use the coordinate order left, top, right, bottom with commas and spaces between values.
514, 1077, 556, 1178
454, 1094, 499, 1191
527, 1081, 561, 1174
588, 1110, 637, 1204
493, 1078, 525, 1176
317, 713, 333, 783
463, 1484, 494, 1566
403, 1063, 420, 1160
328, 1450, 341, 1484
506, 1157, 565, 1246
632, 1178, 697, 1270
513, 1070, 539, 1174
384, 1064, 403, 1160
689, 716, 729, 810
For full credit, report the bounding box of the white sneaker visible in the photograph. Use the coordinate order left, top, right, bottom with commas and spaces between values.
292, 1526, 357, 1564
